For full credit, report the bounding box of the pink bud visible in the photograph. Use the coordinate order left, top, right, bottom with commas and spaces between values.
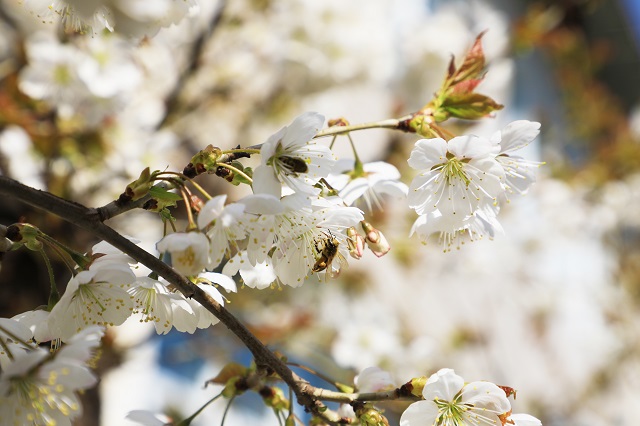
360, 221, 390, 257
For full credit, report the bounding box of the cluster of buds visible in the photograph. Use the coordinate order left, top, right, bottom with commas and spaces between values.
407, 32, 503, 138
347, 221, 391, 260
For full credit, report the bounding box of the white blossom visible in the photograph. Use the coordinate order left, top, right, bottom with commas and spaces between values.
0, 326, 103, 426
408, 135, 505, 217
355, 367, 396, 393
197, 195, 248, 270
222, 251, 277, 290
47, 250, 135, 341
253, 112, 335, 197
12, 309, 53, 344
128, 277, 186, 335
0, 318, 33, 370
490, 120, 542, 197
272, 199, 362, 287
328, 160, 408, 211
19, 0, 199, 37
400, 368, 511, 426
156, 231, 210, 276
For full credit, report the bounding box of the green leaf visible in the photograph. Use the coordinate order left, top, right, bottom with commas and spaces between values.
149, 186, 183, 202
441, 92, 503, 120
230, 166, 253, 186
451, 31, 487, 85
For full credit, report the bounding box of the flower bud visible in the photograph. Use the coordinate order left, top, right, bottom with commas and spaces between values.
328, 117, 350, 127
354, 404, 389, 426
406, 376, 428, 398
124, 167, 152, 201
184, 145, 223, 178
259, 386, 290, 411
360, 221, 390, 257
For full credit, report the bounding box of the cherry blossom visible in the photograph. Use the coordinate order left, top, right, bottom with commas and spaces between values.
400, 369, 511, 426
408, 135, 505, 217
253, 112, 335, 197
156, 231, 210, 277
0, 326, 103, 426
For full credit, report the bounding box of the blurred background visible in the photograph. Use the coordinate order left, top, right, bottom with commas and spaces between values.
1, 0, 640, 424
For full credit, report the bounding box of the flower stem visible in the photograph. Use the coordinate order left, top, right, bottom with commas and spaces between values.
177, 392, 223, 425
155, 171, 213, 200
40, 248, 60, 309
314, 117, 410, 138
216, 162, 253, 184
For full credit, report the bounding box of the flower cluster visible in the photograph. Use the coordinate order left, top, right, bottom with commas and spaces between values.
0, 324, 103, 426
401, 368, 541, 426
407, 120, 541, 250
19, 0, 199, 36
12, 241, 236, 343
157, 113, 403, 288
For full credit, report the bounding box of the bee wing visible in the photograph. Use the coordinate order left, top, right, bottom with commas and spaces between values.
328, 253, 348, 279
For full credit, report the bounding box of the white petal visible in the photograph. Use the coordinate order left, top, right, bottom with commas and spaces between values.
280, 112, 325, 149
199, 272, 237, 293
498, 120, 541, 153
399, 400, 439, 426
423, 368, 465, 401
461, 381, 511, 414
251, 165, 282, 198
448, 134, 493, 159
240, 193, 284, 215
407, 138, 448, 170
510, 413, 543, 426
197, 195, 227, 229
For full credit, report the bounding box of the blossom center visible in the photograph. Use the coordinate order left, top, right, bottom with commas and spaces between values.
441, 157, 470, 186
176, 247, 196, 268
434, 396, 468, 425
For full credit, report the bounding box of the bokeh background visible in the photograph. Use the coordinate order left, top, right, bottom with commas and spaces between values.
1, 0, 640, 424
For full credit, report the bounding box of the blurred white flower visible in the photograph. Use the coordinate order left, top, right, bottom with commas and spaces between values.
19, 0, 199, 37
0, 318, 32, 370
328, 160, 408, 211
253, 112, 334, 197
400, 368, 511, 426
126, 410, 174, 426
77, 35, 142, 98
0, 326, 103, 426
12, 309, 52, 344
355, 367, 396, 393
19, 32, 89, 118
156, 231, 210, 277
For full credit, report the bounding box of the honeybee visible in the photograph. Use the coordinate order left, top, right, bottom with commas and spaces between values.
312, 233, 347, 279
280, 155, 308, 175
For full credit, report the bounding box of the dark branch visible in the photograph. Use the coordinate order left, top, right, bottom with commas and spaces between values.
0, 175, 346, 423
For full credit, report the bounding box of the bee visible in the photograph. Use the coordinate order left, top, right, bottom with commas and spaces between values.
281, 156, 309, 175
312, 233, 347, 279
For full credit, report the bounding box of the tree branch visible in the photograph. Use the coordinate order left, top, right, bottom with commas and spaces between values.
0, 175, 348, 422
